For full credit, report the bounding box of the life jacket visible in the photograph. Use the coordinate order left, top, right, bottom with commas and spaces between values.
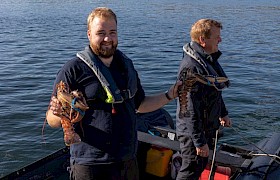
71, 46, 139, 163
76, 46, 138, 103
182, 42, 230, 90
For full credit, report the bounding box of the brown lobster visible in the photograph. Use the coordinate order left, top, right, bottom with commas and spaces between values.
56, 81, 89, 146
178, 68, 229, 118
178, 68, 197, 118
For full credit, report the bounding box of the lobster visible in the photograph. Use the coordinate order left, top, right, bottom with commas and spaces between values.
178, 68, 197, 118
178, 67, 229, 118
56, 81, 89, 146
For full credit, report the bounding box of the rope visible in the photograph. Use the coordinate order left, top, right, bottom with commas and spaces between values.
231, 125, 280, 165
250, 153, 280, 161
208, 129, 219, 180
194, 74, 228, 91
206, 126, 280, 180
71, 97, 85, 116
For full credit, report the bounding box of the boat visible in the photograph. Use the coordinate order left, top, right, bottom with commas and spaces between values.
1, 109, 280, 180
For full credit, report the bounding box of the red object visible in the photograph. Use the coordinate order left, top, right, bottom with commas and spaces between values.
199, 164, 231, 180
111, 104, 116, 114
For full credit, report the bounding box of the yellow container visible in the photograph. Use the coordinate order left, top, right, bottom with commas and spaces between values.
145, 146, 173, 177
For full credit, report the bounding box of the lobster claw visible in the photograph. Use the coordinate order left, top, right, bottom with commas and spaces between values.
56, 81, 88, 146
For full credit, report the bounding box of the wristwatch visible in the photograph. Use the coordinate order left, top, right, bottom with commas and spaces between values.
165, 90, 172, 101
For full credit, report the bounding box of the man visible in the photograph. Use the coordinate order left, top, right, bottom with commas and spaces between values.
176, 19, 232, 180
46, 7, 180, 180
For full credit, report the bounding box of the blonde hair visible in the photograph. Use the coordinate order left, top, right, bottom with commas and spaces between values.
87, 7, 117, 30
190, 19, 222, 42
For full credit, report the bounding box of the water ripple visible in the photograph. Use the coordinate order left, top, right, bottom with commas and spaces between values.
0, 0, 280, 177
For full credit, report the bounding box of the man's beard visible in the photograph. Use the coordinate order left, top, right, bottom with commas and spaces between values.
91, 42, 118, 58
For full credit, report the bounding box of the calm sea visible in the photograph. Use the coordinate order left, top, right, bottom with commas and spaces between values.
0, 0, 279, 177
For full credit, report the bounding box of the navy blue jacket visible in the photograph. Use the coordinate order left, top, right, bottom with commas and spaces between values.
52, 46, 145, 165
176, 41, 229, 148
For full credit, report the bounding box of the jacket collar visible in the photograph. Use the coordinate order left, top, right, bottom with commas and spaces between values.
189, 41, 222, 63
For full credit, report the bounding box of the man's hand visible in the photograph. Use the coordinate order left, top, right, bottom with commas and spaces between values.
49, 96, 63, 117
167, 80, 182, 99
219, 115, 232, 127
196, 144, 209, 157
46, 96, 63, 128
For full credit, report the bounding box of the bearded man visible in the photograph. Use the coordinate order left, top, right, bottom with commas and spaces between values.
46, 7, 180, 180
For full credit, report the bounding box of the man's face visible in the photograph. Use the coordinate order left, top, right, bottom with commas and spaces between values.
203, 26, 222, 54
87, 17, 118, 58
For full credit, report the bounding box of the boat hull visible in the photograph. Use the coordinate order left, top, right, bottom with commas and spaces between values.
1, 131, 280, 180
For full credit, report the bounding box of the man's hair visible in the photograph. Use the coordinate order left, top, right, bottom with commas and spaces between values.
190, 19, 222, 42
87, 7, 117, 30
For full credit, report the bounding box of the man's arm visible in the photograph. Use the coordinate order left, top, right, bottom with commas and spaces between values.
137, 81, 181, 113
